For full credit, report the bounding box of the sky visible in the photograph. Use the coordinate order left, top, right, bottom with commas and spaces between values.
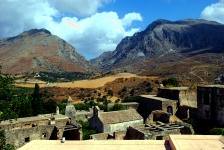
0, 0, 224, 60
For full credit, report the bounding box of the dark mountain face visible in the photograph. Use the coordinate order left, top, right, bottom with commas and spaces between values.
90, 19, 224, 74
0, 29, 95, 75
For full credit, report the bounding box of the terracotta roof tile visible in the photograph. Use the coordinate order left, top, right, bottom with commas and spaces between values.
99, 109, 143, 125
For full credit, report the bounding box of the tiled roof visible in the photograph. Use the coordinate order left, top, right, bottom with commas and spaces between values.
99, 109, 143, 125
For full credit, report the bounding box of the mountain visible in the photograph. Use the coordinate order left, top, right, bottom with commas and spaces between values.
90, 19, 224, 82
0, 29, 94, 75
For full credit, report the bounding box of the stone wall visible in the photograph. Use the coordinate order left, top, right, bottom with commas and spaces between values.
126, 126, 145, 140
197, 85, 224, 125
137, 95, 177, 121
137, 96, 163, 120
147, 110, 171, 124
157, 88, 197, 107
0, 114, 80, 149
179, 90, 197, 107
90, 130, 127, 140
108, 103, 139, 111
5, 125, 55, 148
104, 119, 143, 133
76, 111, 92, 122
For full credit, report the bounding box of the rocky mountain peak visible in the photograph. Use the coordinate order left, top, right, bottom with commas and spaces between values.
0, 29, 96, 74
90, 19, 224, 74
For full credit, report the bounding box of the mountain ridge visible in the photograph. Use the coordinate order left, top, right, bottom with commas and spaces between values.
0, 29, 95, 75
90, 19, 224, 72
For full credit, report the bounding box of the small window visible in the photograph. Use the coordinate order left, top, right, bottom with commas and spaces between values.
205, 110, 210, 118
156, 136, 163, 140
203, 93, 210, 105
25, 137, 30, 143
42, 133, 47, 138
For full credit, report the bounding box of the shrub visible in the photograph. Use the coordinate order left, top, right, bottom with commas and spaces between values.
162, 77, 179, 87
109, 103, 125, 111
210, 128, 224, 135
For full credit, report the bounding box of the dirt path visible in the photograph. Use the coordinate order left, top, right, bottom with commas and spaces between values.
15, 73, 153, 88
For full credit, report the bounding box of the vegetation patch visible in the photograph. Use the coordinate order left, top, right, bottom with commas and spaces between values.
39, 72, 91, 82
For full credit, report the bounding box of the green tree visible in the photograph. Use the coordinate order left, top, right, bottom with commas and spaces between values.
0, 66, 14, 101
107, 90, 113, 97
77, 120, 96, 140
31, 83, 43, 115
0, 108, 18, 121
210, 128, 224, 135
43, 99, 57, 114
11, 95, 33, 117
109, 103, 125, 111
162, 77, 179, 87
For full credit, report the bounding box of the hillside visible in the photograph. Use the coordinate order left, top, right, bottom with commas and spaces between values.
15, 73, 160, 103
90, 19, 224, 83
0, 29, 95, 75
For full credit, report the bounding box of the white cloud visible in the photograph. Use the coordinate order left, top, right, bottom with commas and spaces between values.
122, 12, 143, 27
49, 0, 114, 16
200, 0, 224, 24
0, 0, 142, 60
52, 11, 142, 59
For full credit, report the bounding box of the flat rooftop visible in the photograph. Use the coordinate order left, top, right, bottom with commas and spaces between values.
18, 140, 171, 150
18, 135, 224, 150
169, 135, 224, 150
160, 87, 190, 90
198, 85, 224, 88
140, 95, 177, 102
0, 114, 68, 126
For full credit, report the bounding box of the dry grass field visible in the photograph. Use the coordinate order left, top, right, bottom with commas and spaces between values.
15, 73, 157, 88
14, 73, 159, 103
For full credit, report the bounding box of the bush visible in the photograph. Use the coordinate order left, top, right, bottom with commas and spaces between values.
210, 128, 224, 135
162, 77, 179, 87
77, 120, 97, 140
122, 96, 139, 103
109, 103, 125, 111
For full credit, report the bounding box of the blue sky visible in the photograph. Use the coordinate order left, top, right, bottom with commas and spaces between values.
0, 0, 223, 60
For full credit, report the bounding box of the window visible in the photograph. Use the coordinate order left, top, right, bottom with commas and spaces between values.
42, 133, 47, 138
205, 110, 210, 118
203, 93, 210, 105
167, 106, 173, 115
25, 137, 30, 143
156, 136, 163, 140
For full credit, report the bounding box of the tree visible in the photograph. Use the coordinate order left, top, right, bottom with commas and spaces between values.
162, 77, 179, 87
109, 103, 125, 111
43, 99, 57, 114
0, 66, 14, 101
0, 108, 18, 121
31, 83, 43, 115
107, 90, 113, 97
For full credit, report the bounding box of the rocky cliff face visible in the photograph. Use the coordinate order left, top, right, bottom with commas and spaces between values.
0, 29, 94, 74
90, 19, 224, 72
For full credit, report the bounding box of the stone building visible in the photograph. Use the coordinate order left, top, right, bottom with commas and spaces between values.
197, 85, 224, 125
138, 87, 197, 119
108, 102, 139, 111
89, 122, 194, 140
127, 121, 194, 140
0, 114, 81, 148
89, 107, 143, 133
157, 87, 197, 108
0, 96, 82, 148
137, 95, 177, 122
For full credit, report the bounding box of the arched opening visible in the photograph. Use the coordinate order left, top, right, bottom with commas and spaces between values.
167, 106, 173, 115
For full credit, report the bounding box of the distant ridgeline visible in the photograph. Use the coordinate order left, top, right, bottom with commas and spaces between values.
39, 72, 91, 82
